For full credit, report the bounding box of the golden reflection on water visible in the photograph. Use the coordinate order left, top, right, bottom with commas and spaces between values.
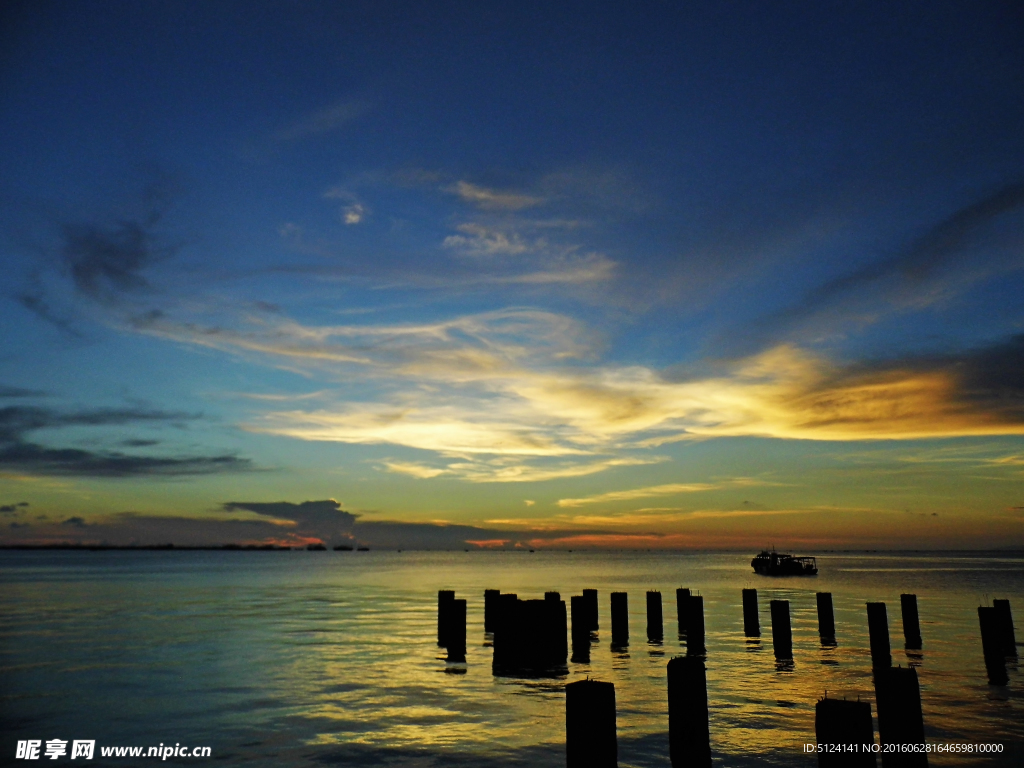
1, 551, 1022, 766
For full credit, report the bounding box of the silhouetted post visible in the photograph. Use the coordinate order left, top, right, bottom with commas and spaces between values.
571, 595, 591, 662
484, 589, 500, 633
770, 600, 792, 660
742, 588, 760, 637
992, 599, 1017, 657
816, 592, 835, 641
686, 595, 706, 655
492, 593, 518, 669
611, 592, 629, 645
647, 591, 664, 642
874, 666, 927, 767
546, 591, 561, 602
438, 590, 455, 647
866, 603, 891, 669
583, 588, 599, 631
978, 606, 1009, 685
667, 656, 711, 768
553, 596, 569, 664
900, 594, 921, 650
447, 599, 467, 662
815, 697, 876, 767
566, 679, 617, 768
676, 588, 691, 633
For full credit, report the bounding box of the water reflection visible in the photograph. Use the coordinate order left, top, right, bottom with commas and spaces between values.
1, 550, 1022, 767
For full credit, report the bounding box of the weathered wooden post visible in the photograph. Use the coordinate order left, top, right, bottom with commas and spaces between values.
874, 666, 927, 767
583, 588, 599, 631
686, 595, 706, 655
978, 606, 1009, 685
438, 590, 455, 647
667, 656, 711, 768
866, 603, 891, 669
815, 697, 876, 767
484, 589, 499, 633
900, 594, 921, 650
742, 588, 760, 637
571, 595, 590, 662
647, 590, 664, 642
447, 598, 467, 662
566, 679, 617, 768
611, 592, 629, 645
992, 599, 1017, 657
676, 588, 691, 633
816, 592, 835, 641
770, 599, 792, 660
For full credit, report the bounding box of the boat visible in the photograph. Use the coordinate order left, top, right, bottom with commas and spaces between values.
751, 549, 817, 576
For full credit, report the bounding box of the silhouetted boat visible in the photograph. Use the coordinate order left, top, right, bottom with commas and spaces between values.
306, 543, 327, 551
333, 545, 354, 551
356, 546, 370, 552
751, 550, 817, 576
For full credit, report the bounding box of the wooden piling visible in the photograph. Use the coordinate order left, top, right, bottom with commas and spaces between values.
816, 592, 835, 640
742, 588, 760, 637
815, 697, 876, 767
866, 603, 891, 669
571, 595, 590, 662
484, 589, 499, 633
676, 588, 691, 634
647, 590, 663, 642
900, 594, 921, 650
770, 599, 792, 660
566, 679, 617, 768
611, 592, 629, 645
992, 599, 1017, 657
667, 656, 711, 768
978, 606, 1009, 685
447, 599, 467, 662
437, 590, 455, 647
874, 666, 927, 767
686, 595, 706, 655
583, 588, 599, 631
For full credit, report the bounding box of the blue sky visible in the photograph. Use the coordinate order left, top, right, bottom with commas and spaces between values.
1, 1, 1023, 548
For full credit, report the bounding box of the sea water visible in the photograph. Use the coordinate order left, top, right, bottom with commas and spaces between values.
1, 550, 1022, 766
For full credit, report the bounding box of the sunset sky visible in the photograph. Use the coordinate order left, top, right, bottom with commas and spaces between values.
1, 2, 1023, 549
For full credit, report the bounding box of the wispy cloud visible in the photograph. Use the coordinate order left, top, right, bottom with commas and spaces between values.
743, 182, 1024, 349
557, 478, 778, 507
447, 181, 544, 211
0, 405, 252, 478
274, 100, 368, 141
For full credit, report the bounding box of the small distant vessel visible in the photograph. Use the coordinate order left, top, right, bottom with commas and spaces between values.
356, 546, 370, 552
306, 543, 327, 551
333, 545, 354, 551
752, 549, 817, 576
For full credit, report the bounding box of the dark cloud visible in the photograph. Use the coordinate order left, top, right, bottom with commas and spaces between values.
59, 218, 165, 303
743, 182, 1024, 350
0, 405, 252, 478
850, 333, 1024, 423
62, 517, 87, 527
0, 502, 29, 513
222, 499, 358, 546
0, 385, 45, 399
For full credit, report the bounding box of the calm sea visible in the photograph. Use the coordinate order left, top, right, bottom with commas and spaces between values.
1, 550, 1021, 766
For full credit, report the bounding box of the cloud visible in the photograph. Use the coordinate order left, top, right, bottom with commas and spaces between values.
558, 482, 722, 507
0, 405, 253, 478
0, 502, 29, 513
0, 385, 45, 399
128, 298, 1024, 481
274, 100, 368, 141
382, 461, 450, 479
746, 182, 1024, 347
442, 223, 531, 256
0, 498, 613, 549
447, 181, 544, 211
